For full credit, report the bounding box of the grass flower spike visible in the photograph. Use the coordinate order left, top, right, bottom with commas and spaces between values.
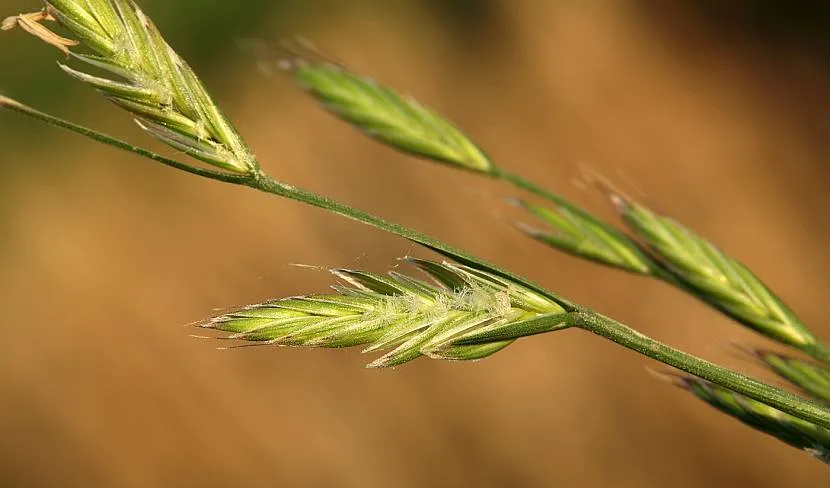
3, 0, 258, 173
203, 258, 570, 368
286, 53, 664, 277
515, 199, 654, 274
617, 197, 826, 357
517, 181, 830, 362
283, 52, 495, 174
7, 0, 830, 463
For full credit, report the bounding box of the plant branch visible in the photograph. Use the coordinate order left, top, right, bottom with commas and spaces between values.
573, 309, 830, 429
0, 96, 248, 184
5, 0, 829, 460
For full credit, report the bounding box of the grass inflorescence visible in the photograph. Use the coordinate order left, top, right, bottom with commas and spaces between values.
202, 258, 570, 368
514, 198, 653, 274
4, 0, 257, 173
618, 197, 824, 355
280, 44, 495, 174
4, 0, 830, 465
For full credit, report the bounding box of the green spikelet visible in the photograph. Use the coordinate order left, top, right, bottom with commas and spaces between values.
202, 258, 570, 368
4, 0, 257, 173
515, 199, 654, 274
284, 53, 494, 174
619, 198, 822, 355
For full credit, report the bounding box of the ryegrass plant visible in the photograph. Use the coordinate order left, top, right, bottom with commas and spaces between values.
4, 0, 830, 464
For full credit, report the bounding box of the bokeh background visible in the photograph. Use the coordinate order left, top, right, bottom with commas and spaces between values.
2, 0, 830, 486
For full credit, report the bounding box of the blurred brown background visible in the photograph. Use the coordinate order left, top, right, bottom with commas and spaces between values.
2, 0, 830, 486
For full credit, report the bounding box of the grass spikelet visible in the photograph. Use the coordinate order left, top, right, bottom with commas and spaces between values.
515, 173, 830, 363
515, 199, 654, 274
664, 372, 830, 463
3, 0, 257, 174
616, 195, 825, 357
201, 258, 570, 368
280, 43, 495, 174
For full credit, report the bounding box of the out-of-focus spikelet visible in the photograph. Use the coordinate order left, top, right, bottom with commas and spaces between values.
666, 372, 830, 463
281, 45, 494, 174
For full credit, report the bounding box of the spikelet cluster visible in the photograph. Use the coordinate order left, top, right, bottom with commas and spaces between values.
515, 199, 653, 274
3, 0, 257, 173
202, 258, 570, 368
618, 198, 820, 352
276, 43, 495, 174
518, 183, 829, 359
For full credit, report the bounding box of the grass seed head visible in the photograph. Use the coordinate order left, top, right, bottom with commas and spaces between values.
201, 259, 570, 368
615, 194, 823, 353
279, 42, 495, 174
515, 199, 653, 274
4, 0, 257, 174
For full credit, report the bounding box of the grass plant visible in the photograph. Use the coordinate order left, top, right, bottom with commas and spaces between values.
3, 0, 830, 464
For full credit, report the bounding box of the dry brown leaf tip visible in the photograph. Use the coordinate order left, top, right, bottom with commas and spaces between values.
1, 9, 78, 55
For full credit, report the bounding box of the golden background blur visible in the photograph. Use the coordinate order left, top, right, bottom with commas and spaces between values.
2, 0, 830, 486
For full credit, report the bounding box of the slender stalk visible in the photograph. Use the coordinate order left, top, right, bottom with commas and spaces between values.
0, 96, 247, 184
5, 95, 830, 429
573, 309, 830, 429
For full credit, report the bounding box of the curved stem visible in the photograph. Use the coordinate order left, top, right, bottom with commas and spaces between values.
573, 309, 830, 429
0, 97, 248, 184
